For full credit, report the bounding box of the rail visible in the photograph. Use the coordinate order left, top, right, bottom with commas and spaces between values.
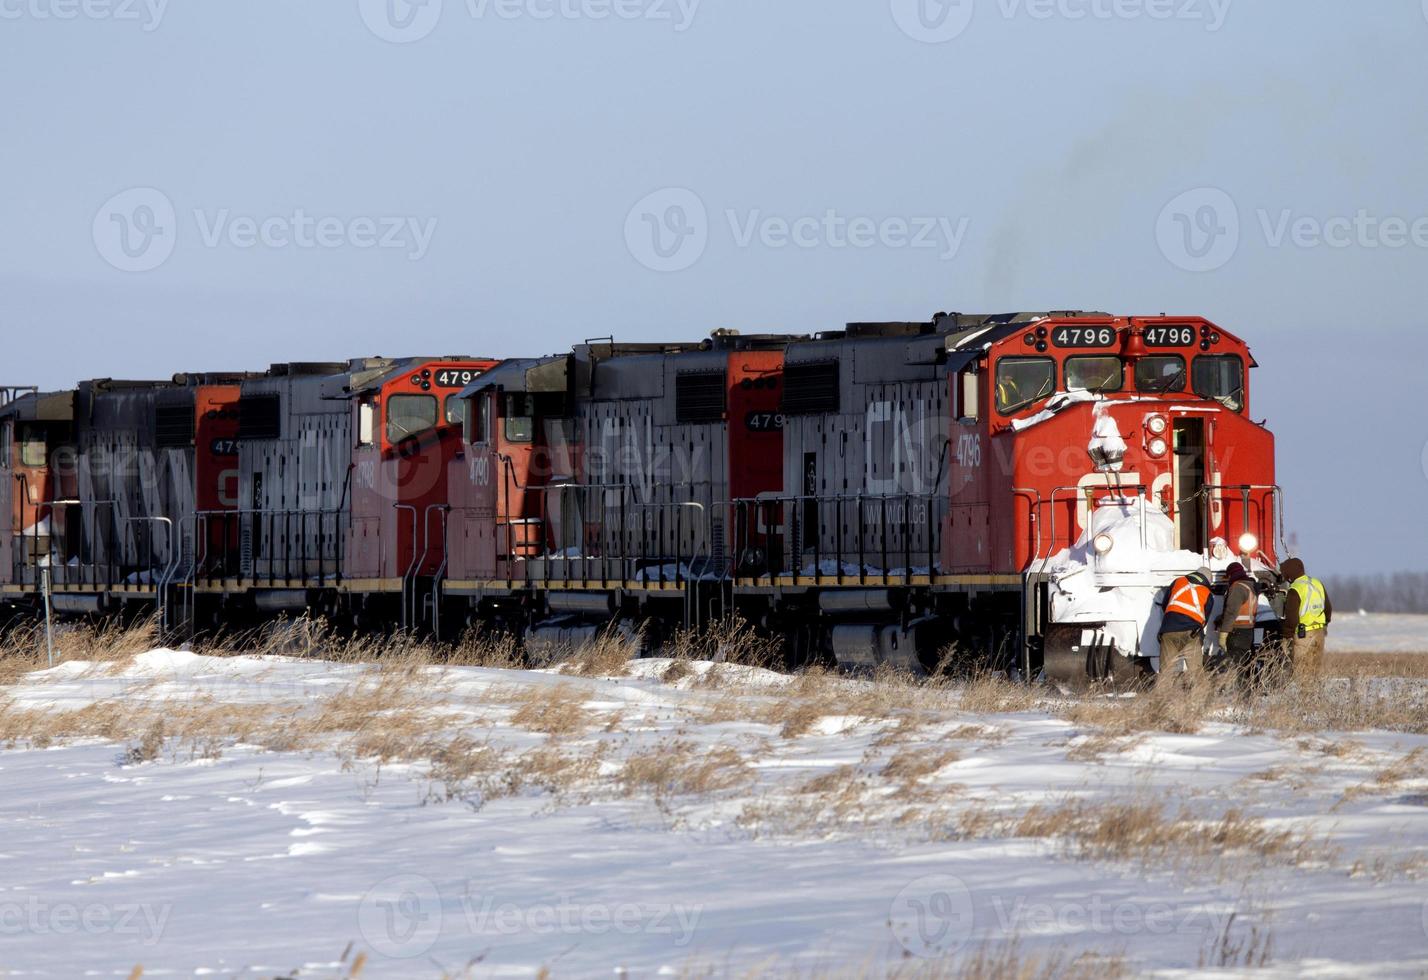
727, 492, 944, 584
190, 508, 345, 589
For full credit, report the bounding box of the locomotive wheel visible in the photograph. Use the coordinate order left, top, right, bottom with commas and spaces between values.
1043, 623, 1152, 695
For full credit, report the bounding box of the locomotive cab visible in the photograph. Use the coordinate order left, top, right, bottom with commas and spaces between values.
969, 316, 1279, 688
0, 390, 76, 593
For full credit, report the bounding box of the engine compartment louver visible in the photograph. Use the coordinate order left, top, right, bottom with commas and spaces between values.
675, 371, 727, 424
154, 402, 196, 448
782, 360, 840, 414
237, 394, 282, 441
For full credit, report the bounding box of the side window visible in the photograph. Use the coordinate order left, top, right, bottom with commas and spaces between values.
386, 394, 437, 443
504, 394, 534, 443
995, 357, 1056, 415
0, 422, 11, 466
19, 425, 47, 467
958, 367, 980, 422
443, 394, 464, 427
469, 393, 491, 445
1135, 355, 1186, 393
357, 401, 375, 446
1065, 356, 1124, 393
1193, 355, 1245, 412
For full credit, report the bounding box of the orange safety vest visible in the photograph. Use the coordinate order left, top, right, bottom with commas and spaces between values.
1226, 581, 1257, 629
1166, 576, 1211, 625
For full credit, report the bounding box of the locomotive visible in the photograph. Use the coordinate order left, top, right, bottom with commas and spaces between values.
0, 311, 1283, 686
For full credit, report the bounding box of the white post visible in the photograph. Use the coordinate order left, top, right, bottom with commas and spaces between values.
41, 566, 56, 668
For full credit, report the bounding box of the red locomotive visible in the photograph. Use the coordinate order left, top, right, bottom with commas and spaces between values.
0, 312, 1281, 686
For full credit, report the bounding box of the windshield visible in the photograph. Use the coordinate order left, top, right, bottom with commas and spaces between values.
1193, 355, 1245, 411
996, 357, 1056, 415
1136, 355, 1187, 393
1065, 356, 1124, 393
386, 394, 437, 443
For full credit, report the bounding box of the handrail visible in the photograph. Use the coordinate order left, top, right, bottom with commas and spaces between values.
125, 517, 177, 631
394, 503, 419, 631
1011, 487, 1044, 562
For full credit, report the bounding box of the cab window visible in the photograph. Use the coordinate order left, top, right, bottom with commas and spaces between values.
443, 394, 465, 426
1136, 355, 1186, 393
19, 425, 47, 467
1065, 356, 1123, 393
996, 357, 1056, 415
504, 394, 535, 443
386, 394, 437, 443
1193, 355, 1244, 412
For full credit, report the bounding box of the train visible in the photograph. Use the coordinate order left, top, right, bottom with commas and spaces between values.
0, 311, 1286, 687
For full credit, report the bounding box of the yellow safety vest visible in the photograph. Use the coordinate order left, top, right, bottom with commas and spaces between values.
1290, 576, 1328, 632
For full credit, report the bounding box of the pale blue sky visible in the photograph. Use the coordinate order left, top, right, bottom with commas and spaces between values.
2, 0, 1425, 574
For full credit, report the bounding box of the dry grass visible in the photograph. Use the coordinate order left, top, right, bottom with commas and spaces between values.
1064, 732, 1143, 764
1058, 672, 1235, 736
1323, 651, 1428, 679
995, 796, 1332, 871
666, 615, 784, 668
620, 741, 752, 804
508, 683, 593, 736
557, 626, 641, 678
882, 748, 961, 789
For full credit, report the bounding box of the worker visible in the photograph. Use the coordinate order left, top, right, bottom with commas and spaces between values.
1158, 566, 1213, 686
1215, 562, 1260, 689
996, 371, 1021, 412
1279, 557, 1331, 679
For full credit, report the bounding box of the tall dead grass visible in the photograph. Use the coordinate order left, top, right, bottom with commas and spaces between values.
961, 795, 1334, 872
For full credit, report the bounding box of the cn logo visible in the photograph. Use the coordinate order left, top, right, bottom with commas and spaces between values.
359, 0, 443, 43
890, 0, 974, 44
92, 188, 176, 273
1156, 187, 1240, 273
624, 187, 708, 273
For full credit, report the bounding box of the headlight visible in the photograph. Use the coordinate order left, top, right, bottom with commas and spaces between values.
1212, 541, 1231, 561
1148, 437, 1169, 458
1238, 533, 1259, 554
1093, 533, 1116, 556
1147, 415, 1168, 435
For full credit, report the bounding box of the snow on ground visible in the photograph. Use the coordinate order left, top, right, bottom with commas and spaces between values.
1, 652, 1426, 978
1328, 614, 1428, 654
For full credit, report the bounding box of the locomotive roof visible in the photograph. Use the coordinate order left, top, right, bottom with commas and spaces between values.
784, 311, 1111, 375
0, 389, 74, 422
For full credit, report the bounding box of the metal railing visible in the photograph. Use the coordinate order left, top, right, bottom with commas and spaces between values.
727, 493, 946, 584
188, 508, 344, 589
